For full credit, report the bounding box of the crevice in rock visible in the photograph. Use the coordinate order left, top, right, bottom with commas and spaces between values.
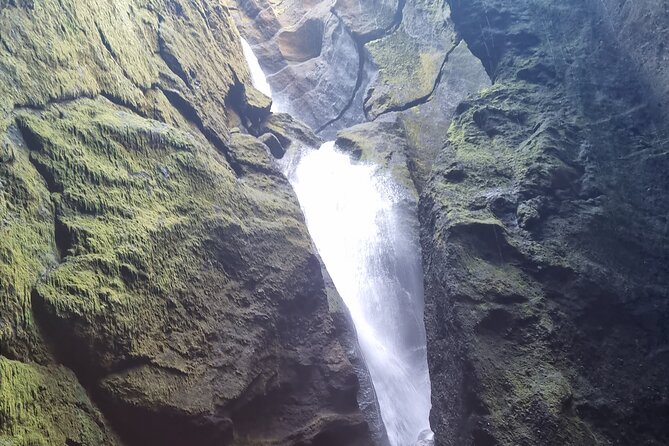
16, 124, 63, 195
315, 13, 366, 135
99, 91, 142, 113
315, 1, 409, 134
159, 87, 244, 177
97, 24, 117, 59
157, 20, 191, 89
96, 23, 141, 91
370, 40, 462, 119
15, 117, 73, 264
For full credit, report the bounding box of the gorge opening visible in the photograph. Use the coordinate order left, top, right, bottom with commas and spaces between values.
242, 38, 434, 446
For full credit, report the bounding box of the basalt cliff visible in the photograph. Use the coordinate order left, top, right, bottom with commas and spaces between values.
0, 1, 373, 445
1, 0, 668, 445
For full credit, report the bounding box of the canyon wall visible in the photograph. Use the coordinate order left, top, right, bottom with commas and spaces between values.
0, 1, 373, 445
236, 0, 669, 445
422, 0, 669, 444
2, 0, 667, 445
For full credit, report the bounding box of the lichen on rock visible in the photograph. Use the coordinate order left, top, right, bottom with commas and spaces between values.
0, 1, 374, 444
422, 1, 669, 445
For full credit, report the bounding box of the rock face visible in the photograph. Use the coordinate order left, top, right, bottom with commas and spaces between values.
236, 1, 669, 445
231, 0, 361, 133
595, 0, 669, 121
232, 0, 489, 142
6, 1, 666, 445
0, 1, 374, 445
422, 0, 669, 445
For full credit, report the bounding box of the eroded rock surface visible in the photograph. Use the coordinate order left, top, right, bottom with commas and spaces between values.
232, 0, 489, 143
235, 1, 669, 446
0, 1, 374, 445
231, 0, 361, 132
422, 0, 669, 444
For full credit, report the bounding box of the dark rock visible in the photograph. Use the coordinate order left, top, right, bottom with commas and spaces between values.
595, 0, 669, 121
0, 1, 375, 445
259, 132, 285, 158
241, 84, 272, 126
422, 1, 669, 445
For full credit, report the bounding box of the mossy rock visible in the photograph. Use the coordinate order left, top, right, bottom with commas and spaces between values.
10, 97, 370, 445
363, 0, 458, 118
423, 1, 669, 445
0, 357, 118, 445
0, 0, 374, 444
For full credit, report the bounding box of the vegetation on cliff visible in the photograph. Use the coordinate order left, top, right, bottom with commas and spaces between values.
422, 1, 669, 444
0, 1, 373, 445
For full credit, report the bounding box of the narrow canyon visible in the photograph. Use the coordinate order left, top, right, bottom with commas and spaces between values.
0, 1, 667, 446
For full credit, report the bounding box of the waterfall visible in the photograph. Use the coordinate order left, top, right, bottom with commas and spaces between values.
240, 38, 273, 102
242, 37, 434, 446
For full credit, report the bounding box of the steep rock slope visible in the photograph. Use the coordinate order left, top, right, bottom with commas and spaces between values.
230, 0, 490, 160
422, 0, 669, 444
0, 1, 373, 445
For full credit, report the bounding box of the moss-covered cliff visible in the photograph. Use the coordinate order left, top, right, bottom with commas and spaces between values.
0, 1, 373, 445
422, 0, 669, 444
233, 0, 669, 444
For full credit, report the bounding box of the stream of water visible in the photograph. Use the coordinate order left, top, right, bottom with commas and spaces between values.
242, 37, 433, 446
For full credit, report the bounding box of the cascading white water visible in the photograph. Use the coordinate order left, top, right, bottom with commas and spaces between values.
242, 36, 434, 446
240, 38, 274, 101
282, 143, 433, 446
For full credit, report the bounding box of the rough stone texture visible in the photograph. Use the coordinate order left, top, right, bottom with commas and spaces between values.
392, 40, 491, 190
0, 1, 374, 445
0, 357, 119, 445
364, 0, 458, 119
595, 0, 669, 121
422, 0, 669, 445
333, 0, 400, 40
336, 118, 418, 199
233, 0, 489, 176
230, 0, 361, 133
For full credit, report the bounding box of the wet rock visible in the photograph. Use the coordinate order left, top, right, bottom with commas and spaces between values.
363, 0, 459, 119
231, 1, 360, 132
392, 39, 491, 189
0, 1, 374, 445
260, 112, 322, 149
336, 117, 417, 199
334, 0, 400, 39
422, 1, 669, 445
259, 132, 285, 158
595, 0, 669, 120
241, 84, 272, 126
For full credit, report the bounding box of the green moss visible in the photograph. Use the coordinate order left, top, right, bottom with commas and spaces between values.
0, 0, 359, 442
13, 99, 249, 370
336, 121, 418, 197
0, 357, 117, 445
10, 98, 321, 425
363, 0, 457, 117
0, 123, 56, 361
366, 29, 445, 116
